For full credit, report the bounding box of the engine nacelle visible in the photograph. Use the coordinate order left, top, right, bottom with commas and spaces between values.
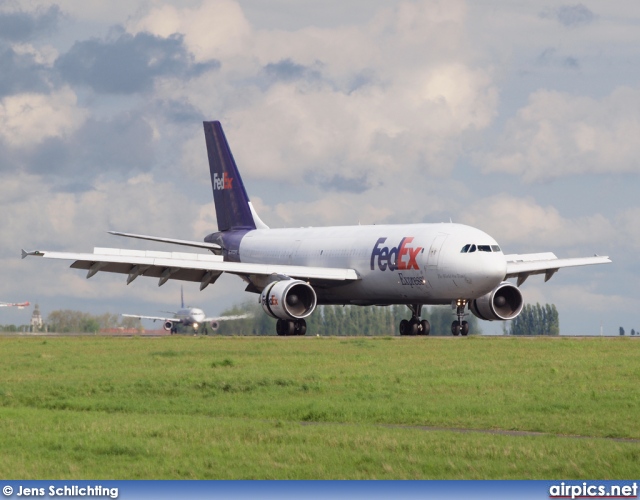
261, 279, 317, 320
469, 281, 524, 321
210, 321, 219, 331
163, 320, 173, 331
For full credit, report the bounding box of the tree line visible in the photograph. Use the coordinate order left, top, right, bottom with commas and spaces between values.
1, 302, 560, 336
508, 303, 559, 336
0, 311, 142, 334
212, 302, 482, 336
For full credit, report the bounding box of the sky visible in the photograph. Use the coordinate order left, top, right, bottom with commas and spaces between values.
1, 0, 637, 335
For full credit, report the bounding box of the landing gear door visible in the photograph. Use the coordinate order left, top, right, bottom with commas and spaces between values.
426, 234, 448, 270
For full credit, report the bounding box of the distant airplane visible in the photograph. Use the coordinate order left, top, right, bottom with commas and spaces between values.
122, 287, 249, 334
0, 301, 30, 309
23, 121, 611, 336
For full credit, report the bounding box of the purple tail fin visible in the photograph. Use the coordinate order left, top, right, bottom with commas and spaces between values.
203, 121, 256, 232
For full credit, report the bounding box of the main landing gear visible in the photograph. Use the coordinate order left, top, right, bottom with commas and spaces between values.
451, 299, 469, 336
276, 318, 307, 336
399, 304, 430, 336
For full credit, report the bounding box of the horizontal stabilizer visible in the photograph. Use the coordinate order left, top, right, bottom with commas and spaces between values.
108, 231, 222, 252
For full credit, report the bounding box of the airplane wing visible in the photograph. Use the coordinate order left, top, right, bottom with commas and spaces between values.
121, 313, 181, 323
203, 313, 252, 322
505, 252, 612, 286
22, 247, 360, 290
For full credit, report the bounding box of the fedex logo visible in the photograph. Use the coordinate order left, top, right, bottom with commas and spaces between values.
370, 237, 423, 271
213, 172, 233, 190
261, 294, 278, 306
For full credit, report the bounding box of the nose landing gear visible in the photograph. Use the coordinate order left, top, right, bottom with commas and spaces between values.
451, 299, 469, 336
399, 304, 430, 336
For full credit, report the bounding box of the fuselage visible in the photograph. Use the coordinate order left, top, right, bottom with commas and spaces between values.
231, 223, 507, 305
175, 307, 205, 325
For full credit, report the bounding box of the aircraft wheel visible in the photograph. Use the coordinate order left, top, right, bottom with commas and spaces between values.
399, 319, 409, 335
420, 319, 430, 336
276, 319, 294, 336
461, 321, 469, 336
451, 320, 461, 336
295, 319, 307, 336
408, 318, 419, 336
284, 320, 296, 336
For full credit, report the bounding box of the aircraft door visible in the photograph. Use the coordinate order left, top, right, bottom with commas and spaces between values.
426, 234, 448, 270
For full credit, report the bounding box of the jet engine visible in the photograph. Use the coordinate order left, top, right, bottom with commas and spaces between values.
210, 321, 219, 331
261, 279, 317, 320
469, 281, 524, 321
163, 320, 173, 331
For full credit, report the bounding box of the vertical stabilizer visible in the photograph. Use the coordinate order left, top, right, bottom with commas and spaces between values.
203, 121, 256, 232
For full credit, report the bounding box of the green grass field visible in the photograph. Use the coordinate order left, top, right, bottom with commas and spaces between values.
0, 335, 638, 479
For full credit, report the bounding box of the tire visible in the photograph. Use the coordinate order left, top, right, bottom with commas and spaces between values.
451, 320, 461, 336
276, 319, 292, 336
399, 319, 409, 335
461, 321, 469, 336
295, 319, 307, 336
408, 319, 419, 336
420, 319, 430, 336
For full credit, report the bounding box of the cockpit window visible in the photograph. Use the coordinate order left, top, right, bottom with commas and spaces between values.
463, 244, 500, 253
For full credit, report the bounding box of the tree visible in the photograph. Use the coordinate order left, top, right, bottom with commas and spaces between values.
46, 309, 146, 333
509, 303, 559, 336
619, 327, 625, 336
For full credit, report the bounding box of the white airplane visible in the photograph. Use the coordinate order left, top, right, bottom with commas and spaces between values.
122, 287, 249, 333
22, 121, 611, 336
0, 301, 30, 309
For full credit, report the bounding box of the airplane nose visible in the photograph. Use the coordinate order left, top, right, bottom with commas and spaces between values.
444, 241, 507, 292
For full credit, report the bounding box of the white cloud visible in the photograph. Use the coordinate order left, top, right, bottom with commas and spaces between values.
522, 280, 633, 315
1, 173, 201, 257
273, 194, 394, 228
480, 87, 640, 181
129, 0, 252, 61
615, 207, 640, 251
0, 87, 87, 147
12, 43, 58, 66
460, 194, 616, 250
137, 0, 498, 186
